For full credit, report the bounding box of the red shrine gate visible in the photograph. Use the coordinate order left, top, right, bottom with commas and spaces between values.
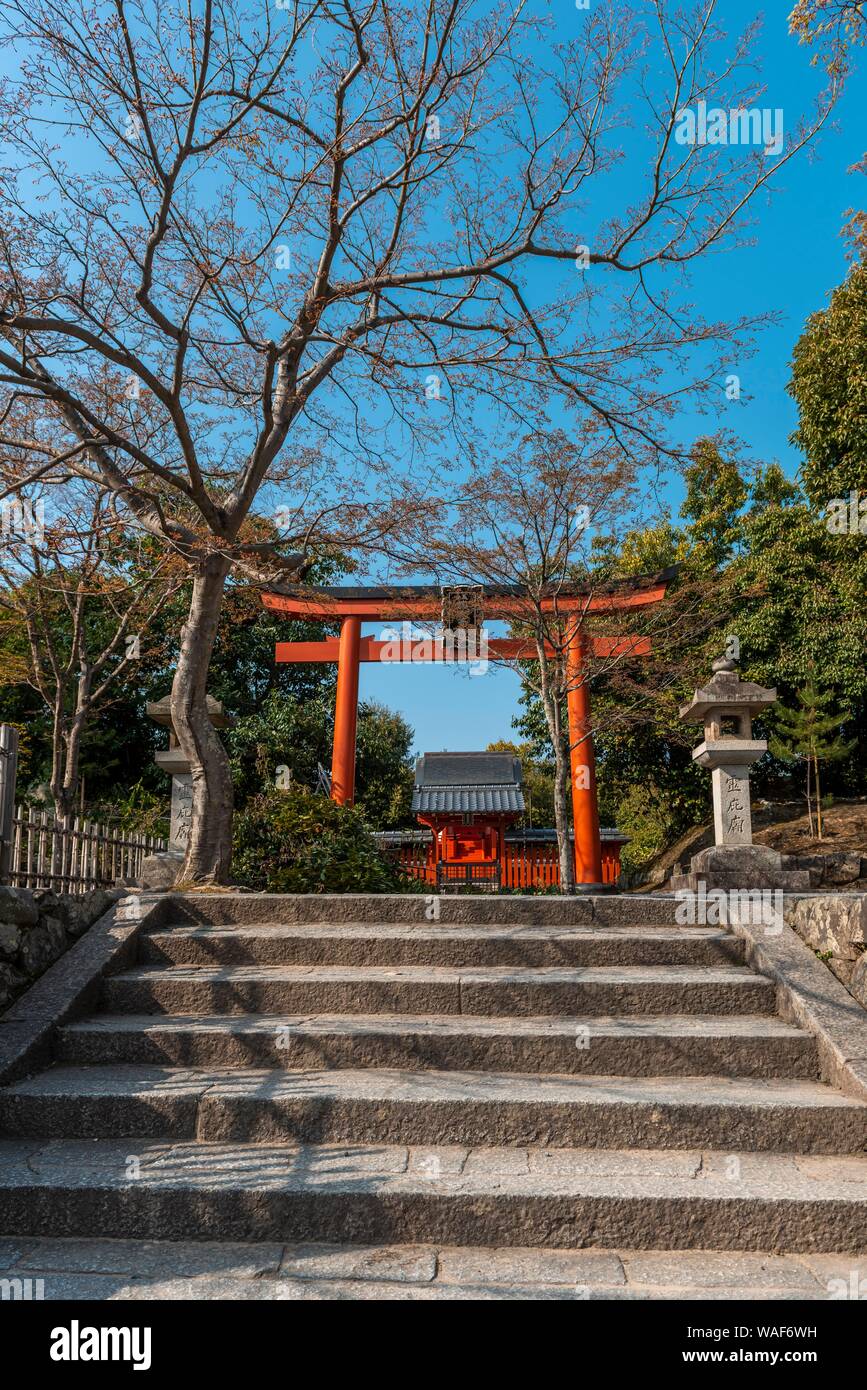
261, 574, 673, 886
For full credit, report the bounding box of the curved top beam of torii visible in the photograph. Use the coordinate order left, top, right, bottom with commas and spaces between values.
260, 567, 678, 622
260, 568, 676, 888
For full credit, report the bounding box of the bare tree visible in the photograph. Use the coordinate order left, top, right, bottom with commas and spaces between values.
790, 0, 865, 252
0, 0, 833, 881
415, 429, 713, 890
0, 482, 181, 824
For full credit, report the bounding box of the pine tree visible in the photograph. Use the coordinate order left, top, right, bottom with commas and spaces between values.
769, 683, 856, 839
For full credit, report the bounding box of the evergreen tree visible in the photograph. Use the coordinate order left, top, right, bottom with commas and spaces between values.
769, 682, 856, 838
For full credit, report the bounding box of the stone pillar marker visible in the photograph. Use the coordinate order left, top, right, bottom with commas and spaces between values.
0, 724, 20, 881
142, 694, 234, 886
673, 655, 810, 892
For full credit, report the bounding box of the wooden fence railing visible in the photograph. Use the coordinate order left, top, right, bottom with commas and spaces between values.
5, 806, 166, 894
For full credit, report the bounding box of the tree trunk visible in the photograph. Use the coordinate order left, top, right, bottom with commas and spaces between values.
51, 785, 73, 829
49, 701, 69, 828
171, 553, 233, 884
48, 652, 94, 830
57, 706, 89, 829
814, 750, 823, 840
552, 734, 575, 894
805, 753, 813, 838
51, 743, 80, 829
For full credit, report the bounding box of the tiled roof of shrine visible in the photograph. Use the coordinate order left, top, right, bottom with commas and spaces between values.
411, 752, 525, 814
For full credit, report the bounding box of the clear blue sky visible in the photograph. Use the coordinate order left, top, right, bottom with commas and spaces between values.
362, 5, 867, 756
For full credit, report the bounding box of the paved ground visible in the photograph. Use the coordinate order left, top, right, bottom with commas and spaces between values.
2, 1235, 865, 1300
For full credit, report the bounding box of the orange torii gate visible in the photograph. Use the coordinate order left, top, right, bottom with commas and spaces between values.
261, 572, 673, 886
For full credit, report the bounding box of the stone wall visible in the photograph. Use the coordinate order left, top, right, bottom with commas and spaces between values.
0, 885, 123, 1013
790, 852, 866, 889
785, 893, 867, 1009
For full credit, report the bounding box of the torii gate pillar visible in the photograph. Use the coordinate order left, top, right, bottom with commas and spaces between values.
566, 628, 603, 885
331, 616, 362, 804
328, 612, 603, 881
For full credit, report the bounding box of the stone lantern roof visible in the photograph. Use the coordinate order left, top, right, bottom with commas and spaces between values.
147, 693, 235, 776
146, 694, 234, 734
679, 656, 777, 725
679, 656, 776, 773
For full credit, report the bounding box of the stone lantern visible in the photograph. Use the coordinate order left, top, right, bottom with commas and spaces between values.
673, 655, 810, 892
680, 655, 776, 849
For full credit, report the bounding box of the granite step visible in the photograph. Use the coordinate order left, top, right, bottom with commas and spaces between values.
58, 1011, 819, 1078
101, 963, 778, 1018
2, 1065, 865, 1151
138, 923, 744, 969
161, 893, 683, 928
1, 1138, 865, 1252
6, 891, 863, 1284
0, 1234, 855, 1300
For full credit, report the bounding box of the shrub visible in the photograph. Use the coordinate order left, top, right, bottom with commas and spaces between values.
232, 785, 408, 893
89, 780, 170, 839
616, 784, 674, 872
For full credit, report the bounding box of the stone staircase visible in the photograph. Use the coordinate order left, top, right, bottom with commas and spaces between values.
2, 893, 866, 1299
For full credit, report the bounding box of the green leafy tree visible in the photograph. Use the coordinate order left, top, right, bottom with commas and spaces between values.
789, 260, 867, 508
226, 692, 414, 828
680, 449, 867, 799
680, 436, 750, 571
769, 682, 857, 837
734, 481, 867, 711
591, 520, 684, 580
355, 705, 415, 828
0, 497, 181, 823
486, 739, 556, 829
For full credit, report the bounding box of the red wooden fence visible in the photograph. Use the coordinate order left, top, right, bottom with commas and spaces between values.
374, 832, 624, 889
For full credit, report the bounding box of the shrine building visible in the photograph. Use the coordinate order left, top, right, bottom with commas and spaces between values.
378, 750, 628, 890
412, 751, 523, 890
